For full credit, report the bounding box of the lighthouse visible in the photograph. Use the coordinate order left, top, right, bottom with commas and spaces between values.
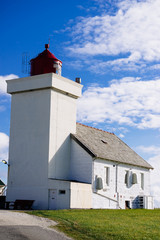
6, 45, 82, 209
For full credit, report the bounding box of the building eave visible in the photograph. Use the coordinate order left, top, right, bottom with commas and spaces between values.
93, 157, 153, 170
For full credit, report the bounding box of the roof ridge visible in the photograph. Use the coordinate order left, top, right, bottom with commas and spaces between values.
76, 122, 115, 135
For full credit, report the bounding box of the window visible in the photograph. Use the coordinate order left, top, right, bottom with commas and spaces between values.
59, 190, 66, 194
105, 167, 110, 186
125, 170, 129, 187
101, 140, 107, 144
141, 173, 144, 190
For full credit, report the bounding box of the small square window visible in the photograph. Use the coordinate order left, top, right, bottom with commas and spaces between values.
59, 190, 66, 194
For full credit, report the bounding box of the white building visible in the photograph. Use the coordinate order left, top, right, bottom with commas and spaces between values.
71, 123, 153, 209
6, 47, 153, 210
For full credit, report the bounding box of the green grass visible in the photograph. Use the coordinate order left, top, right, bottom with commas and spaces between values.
26, 209, 160, 240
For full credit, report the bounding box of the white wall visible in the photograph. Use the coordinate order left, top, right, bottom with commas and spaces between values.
92, 192, 117, 209
7, 187, 49, 209
117, 164, 150, 209
93, 158, 151, 209
48, 179, 70, 209
70, 182, 92, 209
70, 139, 93, 183
92, 159, 118, 209
48, 91, 77, 180
6, 89, 50, 206
48, 179, 92, 209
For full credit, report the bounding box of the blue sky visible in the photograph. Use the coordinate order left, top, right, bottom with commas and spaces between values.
0, 0, 160, 206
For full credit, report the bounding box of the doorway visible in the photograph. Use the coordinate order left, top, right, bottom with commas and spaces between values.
125, 201, 131, 209
49, 189, 57, 210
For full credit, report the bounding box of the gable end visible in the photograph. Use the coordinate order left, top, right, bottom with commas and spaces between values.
71, 134, 96, 158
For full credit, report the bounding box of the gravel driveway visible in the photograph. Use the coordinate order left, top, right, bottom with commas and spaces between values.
0, 210, 72, 240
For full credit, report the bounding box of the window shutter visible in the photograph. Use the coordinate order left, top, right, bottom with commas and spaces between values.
132, 173, 138, 184
96, 177, 103, 190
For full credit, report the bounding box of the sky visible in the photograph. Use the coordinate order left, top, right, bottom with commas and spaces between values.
0, 0, 160, 207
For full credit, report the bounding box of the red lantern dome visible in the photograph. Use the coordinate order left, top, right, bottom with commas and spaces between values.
30, 44, 62, 76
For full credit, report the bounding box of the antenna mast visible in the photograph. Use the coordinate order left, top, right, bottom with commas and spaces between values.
22, 52, 30, 75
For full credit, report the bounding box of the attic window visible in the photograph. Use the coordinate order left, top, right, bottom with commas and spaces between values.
101, 140, 107, 144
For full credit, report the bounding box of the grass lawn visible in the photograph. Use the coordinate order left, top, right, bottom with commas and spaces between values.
26, 209, 160, 240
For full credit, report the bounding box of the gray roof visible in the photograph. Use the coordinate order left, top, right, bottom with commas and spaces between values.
71, 123, 153, 169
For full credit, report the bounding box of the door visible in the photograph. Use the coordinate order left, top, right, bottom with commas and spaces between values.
49, 189, 57, 210
125, 200, 131, 209
147, 196, 154, 209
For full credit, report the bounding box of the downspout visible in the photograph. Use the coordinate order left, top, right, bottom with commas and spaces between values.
115, 164, 120, 209
92, 158, 96, 193
92, 157, 96, 209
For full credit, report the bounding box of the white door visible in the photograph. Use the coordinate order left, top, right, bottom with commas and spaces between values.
49, 189, 57, 210
147, 196, 154, 209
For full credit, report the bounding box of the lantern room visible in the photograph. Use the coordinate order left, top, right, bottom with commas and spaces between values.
30, 44, 62, 76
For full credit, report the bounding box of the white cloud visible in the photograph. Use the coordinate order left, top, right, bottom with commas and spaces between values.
150, 64, 160, 70
77, 77, 160, 129
0, 132, 9, 160
138, 145, 160, 155
137, 145, 160, 207
0, 74, 18, 96
67, 0, 160, 72
119, 133, 125, 138
0, 74, 18, 113
147, 156, 160, 207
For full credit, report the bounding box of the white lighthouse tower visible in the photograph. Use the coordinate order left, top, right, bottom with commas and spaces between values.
6, 45, 82, 209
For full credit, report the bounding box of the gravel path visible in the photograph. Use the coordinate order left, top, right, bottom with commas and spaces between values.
0, 210, 72, 240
